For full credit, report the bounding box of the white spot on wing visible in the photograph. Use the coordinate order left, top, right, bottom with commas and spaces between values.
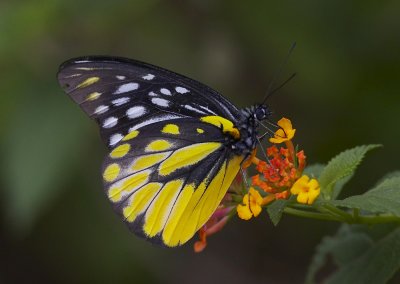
151, 98, 170, 107
129, 115, 181, 131
114, 82, 139, 94
75, 67, 95, 70
116, 75, 126, 80
112, 97, 130, 106
143, 74, 155, 80
126, 106, 147, 119
103, 117, 118, 128
75, 67, 113, 71
175, 86, 189, 94
198, 105, 217, 115
160, 88, 171, 96
65, 73, 82, 78
148, 91, 158, 97
94, 105, 109, 114
109, 133, 124, 146
184, 104, 206, 114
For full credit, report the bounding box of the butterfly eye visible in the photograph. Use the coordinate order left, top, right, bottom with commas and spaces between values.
255, 106, 268, 120
257, 105, 272, 121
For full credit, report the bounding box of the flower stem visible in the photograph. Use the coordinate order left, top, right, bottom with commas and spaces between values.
283, 206, 400, 225
283, 207, 341, 221
318, 204, 353, 221
350, 214, 400, 225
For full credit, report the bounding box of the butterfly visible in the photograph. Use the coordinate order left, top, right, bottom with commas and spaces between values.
57, 56, 271, 247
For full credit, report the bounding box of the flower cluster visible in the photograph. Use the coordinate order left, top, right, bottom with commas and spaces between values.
236, 118, 320, 219
251, 146, 306, 195
194, 117, 321, 252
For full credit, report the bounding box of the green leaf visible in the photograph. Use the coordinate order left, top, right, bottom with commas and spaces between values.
303, 163, 325, 178
332, 176, 400, 217
328, 227, 400, 284
306, 224, 400, 284
2, 96, 89, 235
305, 225, 373, 284
375, 170, 400, 186
331, 174, 353, 200
303, 164, 350, 200
267, 199, 289, 226
319, 145, 381, 200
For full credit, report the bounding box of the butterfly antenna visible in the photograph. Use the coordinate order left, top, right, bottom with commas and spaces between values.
262, 72, 296, 104
261, 42, 297, 105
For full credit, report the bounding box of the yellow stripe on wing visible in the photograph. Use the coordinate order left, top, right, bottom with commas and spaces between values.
162, 154, 243, 247
108, 170, 151, 202
162, 184, 195, 245
143, 179, 184, 237
123, 183, 163, 222
158, 142, 221, 176
131, 152, 171, 172
76, 76, 99, 88
200, 115, 240, 139
164, 181, 208, 247
197, 155, 243, 228
178, 161, 227, 245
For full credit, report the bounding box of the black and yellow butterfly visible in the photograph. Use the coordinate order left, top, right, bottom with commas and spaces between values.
57, 56, 271, 247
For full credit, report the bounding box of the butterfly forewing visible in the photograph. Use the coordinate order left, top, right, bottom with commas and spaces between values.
58, 56, 243, 147
57, 56, 247, 247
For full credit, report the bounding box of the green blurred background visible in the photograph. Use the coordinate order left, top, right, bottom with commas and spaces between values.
1, 1, 399, 283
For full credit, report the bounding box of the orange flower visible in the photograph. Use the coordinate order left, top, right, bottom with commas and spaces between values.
194, 206, 232, 252
249, 117, 307, 205
269, 118, 296, 144
252, 145, 306, 193
275, 190, 289, 199
296, 150, 306, 172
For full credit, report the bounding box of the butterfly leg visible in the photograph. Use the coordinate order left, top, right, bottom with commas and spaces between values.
256, 136, 273, 166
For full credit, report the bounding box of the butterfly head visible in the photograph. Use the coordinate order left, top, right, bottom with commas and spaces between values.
254, 104, 272, 122
231, 104, 271, 155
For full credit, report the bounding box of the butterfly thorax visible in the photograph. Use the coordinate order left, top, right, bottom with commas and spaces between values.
229, 104, 271, 156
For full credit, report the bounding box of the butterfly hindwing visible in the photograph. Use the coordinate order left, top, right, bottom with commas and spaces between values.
57, 56, 247, 247
102, 118, 244, 246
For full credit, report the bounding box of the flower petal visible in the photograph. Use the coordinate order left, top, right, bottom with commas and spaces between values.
242, 193, 250, 205
290, 175, 309, 195
250, 202, 262, 217
269, 129, 287, 144
297, 191, 309, 204
290, 175, 320, 205
194, 240, 207, 252
249, 187, 263, 202
237, 204, 253, 220
269, 118, 296, 144
277, 117, 293, 130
